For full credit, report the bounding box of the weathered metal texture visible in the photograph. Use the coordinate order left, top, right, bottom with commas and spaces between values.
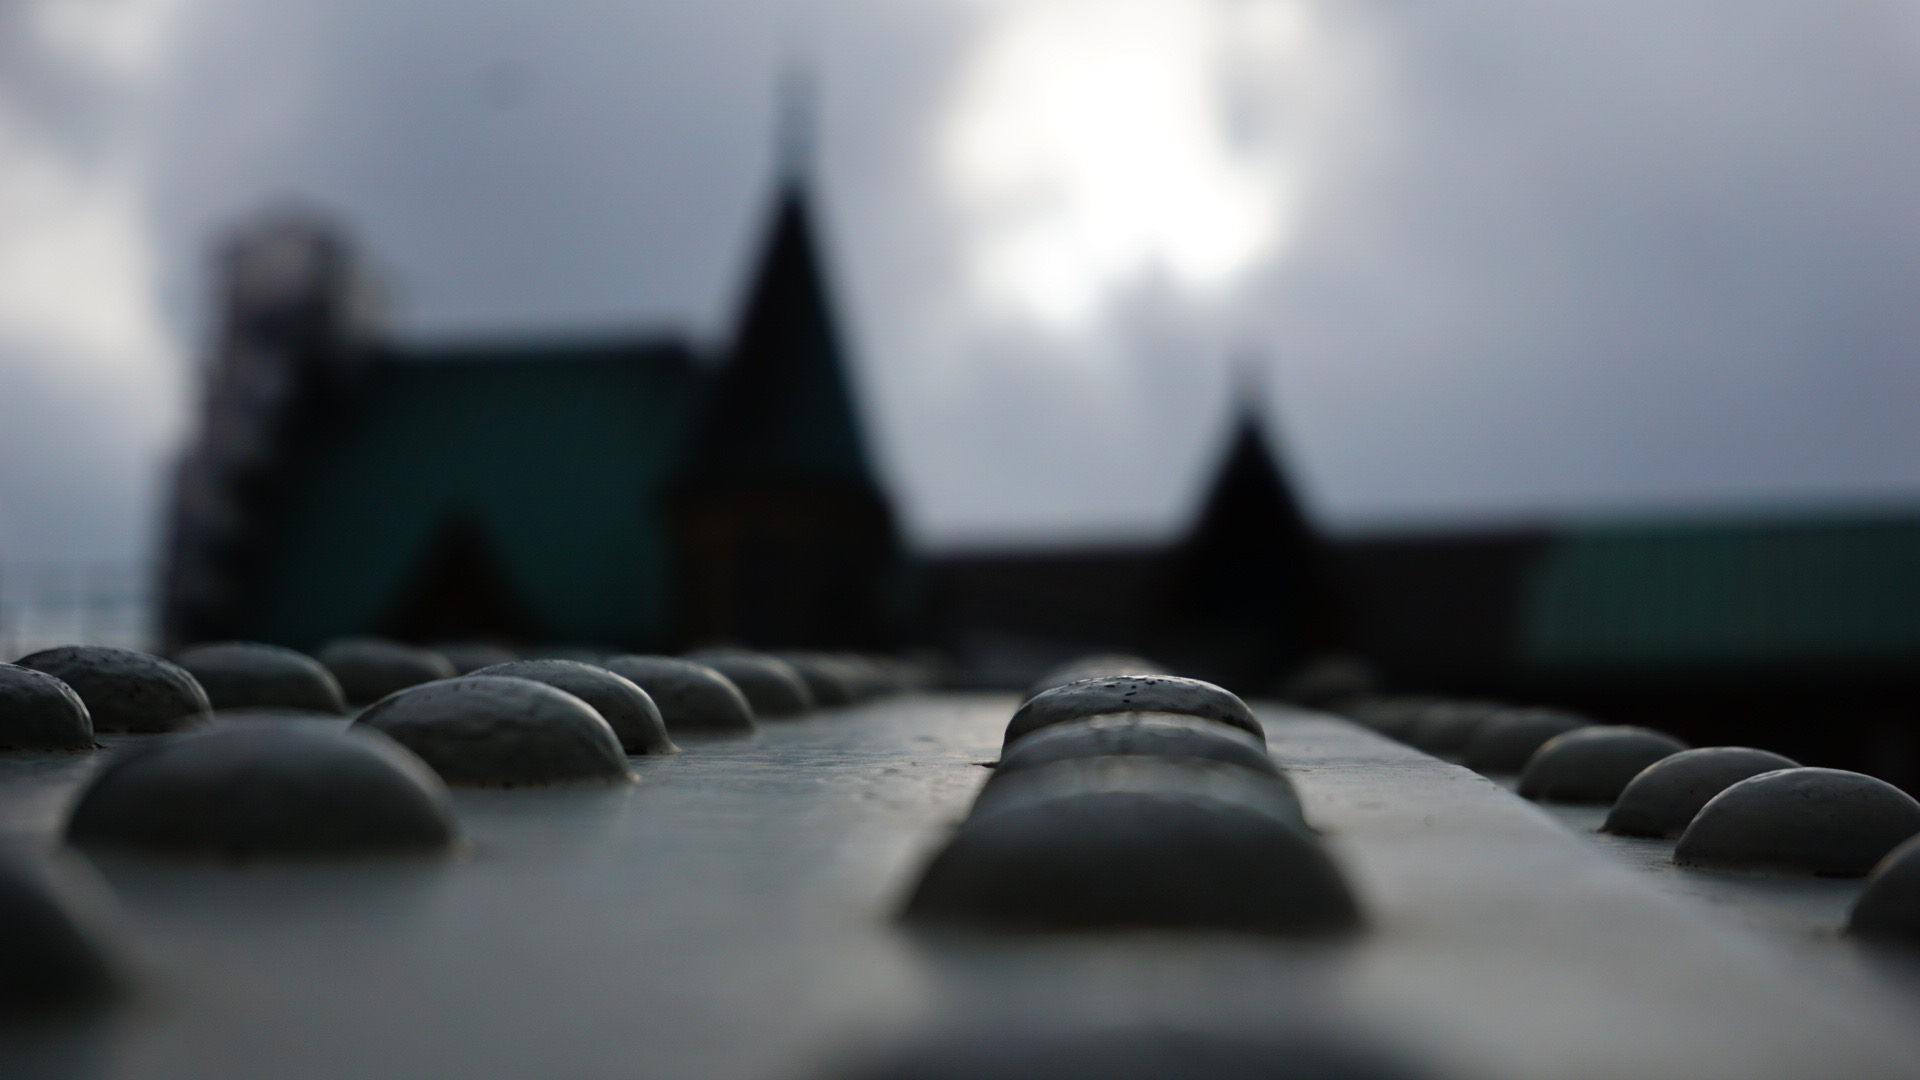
172, 643, 348, 716
0, 698, 1910, 1078
15, 646, 210, 734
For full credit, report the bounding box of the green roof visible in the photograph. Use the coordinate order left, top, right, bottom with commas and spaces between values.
1519, 515, 1920, 670
246, 339, 701, 651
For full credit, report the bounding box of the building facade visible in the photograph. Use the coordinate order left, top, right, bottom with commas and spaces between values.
161, 182, 907, 654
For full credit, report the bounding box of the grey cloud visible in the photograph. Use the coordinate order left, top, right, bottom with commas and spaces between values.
8, 0, 1920, 567
1264, 0, 1920, 528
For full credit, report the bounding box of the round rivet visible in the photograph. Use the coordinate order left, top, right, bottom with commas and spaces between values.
904, 769, 1357, 932
972, 756, 1305, 833
1674, 768, 1920, 876
353, 676, 632, 786
1603, 747, 1801, 838
1401, 701, 1505, 757
16, 645, 210, 734
774, 652, 861, 708
826, 654, 890, 700
834, 1028, 1430, 1080
997, 713, 1278, 779
600, 656, 757, 735
1460, 708, 1589, 774
1848, 835, 1920, 943
1006, 676, 1260, 749
67, 723, 454, 856
472, 659, 676, 754
0, 664, 94, 750
317, 639, 456, 706
0, 854, 118, 1014
174, 642, 347, 715
1024, 655, 1165, 701
684, 651, 812, 718
1518, 726, 1688, 804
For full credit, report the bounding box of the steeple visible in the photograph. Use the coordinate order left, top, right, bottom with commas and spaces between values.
1155, 390, 1350, 691
664, 157, 906, 649
675, 181, 874, 487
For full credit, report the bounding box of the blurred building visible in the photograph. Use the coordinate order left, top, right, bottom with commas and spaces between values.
159, 164, 1920, 786
665, 188, 907, 650
926, 411, 1351, 695
161, 180, 908, 654
933, 485, 1920, 782
1338, 513, 1920, 783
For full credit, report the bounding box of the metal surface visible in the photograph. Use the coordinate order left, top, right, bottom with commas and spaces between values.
0, 695, 1917, 1079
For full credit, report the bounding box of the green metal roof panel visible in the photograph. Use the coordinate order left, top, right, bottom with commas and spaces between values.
1520, 516, 1920, 669
674, 186, 876, 487
248, 342, 699, 650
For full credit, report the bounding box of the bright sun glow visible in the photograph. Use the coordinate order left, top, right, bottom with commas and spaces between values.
942, 0, 1298, 331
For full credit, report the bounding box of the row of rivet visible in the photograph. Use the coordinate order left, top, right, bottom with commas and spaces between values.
0, 639, 918, 1014
1341, 692, 1920, 942
903, 664, 1360, 935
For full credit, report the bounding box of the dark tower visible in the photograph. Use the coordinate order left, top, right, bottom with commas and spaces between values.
664, 181, 907, 649
1155, 410, 1350, 692
160, 207, 376, 649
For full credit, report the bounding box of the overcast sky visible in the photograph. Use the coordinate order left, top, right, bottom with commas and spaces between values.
3, 0, 1920, 565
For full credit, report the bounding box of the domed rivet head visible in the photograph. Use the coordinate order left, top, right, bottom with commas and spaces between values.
996, 712, 1278, 780
601, 656, 758, 735
472, 659, 676, 754
1849, 835, 1920, 943
317, 638, 457, 707
352, 676, 632, 786
0, 663, 95, 750
1674, 768, 1920, 876
1400, 701, 1506, 758
174, 642, 347, 715
1603, 747, 1800, 838
1005, 676, 1260, 749
16, 646, 210, 734
1518, 726, 1688, 804
66, 722, 456, 857
683, 650, 813, 718
1460, 708, 1590, 774
772, 652, 863, 708
905, 757, 1351, 933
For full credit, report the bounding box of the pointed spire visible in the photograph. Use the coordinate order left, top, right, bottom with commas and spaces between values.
675, 177, 873, 486
1152, 358, 1351, 689
663, 152, 907, 650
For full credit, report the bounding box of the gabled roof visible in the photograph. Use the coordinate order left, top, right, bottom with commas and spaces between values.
1159, 410, 1351, 673
377, 509, 545, 644
674, 183, 875, 488
244, 338, 700, 650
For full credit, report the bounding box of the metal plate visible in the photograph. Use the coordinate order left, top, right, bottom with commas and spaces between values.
0, 696, 1917, 1079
